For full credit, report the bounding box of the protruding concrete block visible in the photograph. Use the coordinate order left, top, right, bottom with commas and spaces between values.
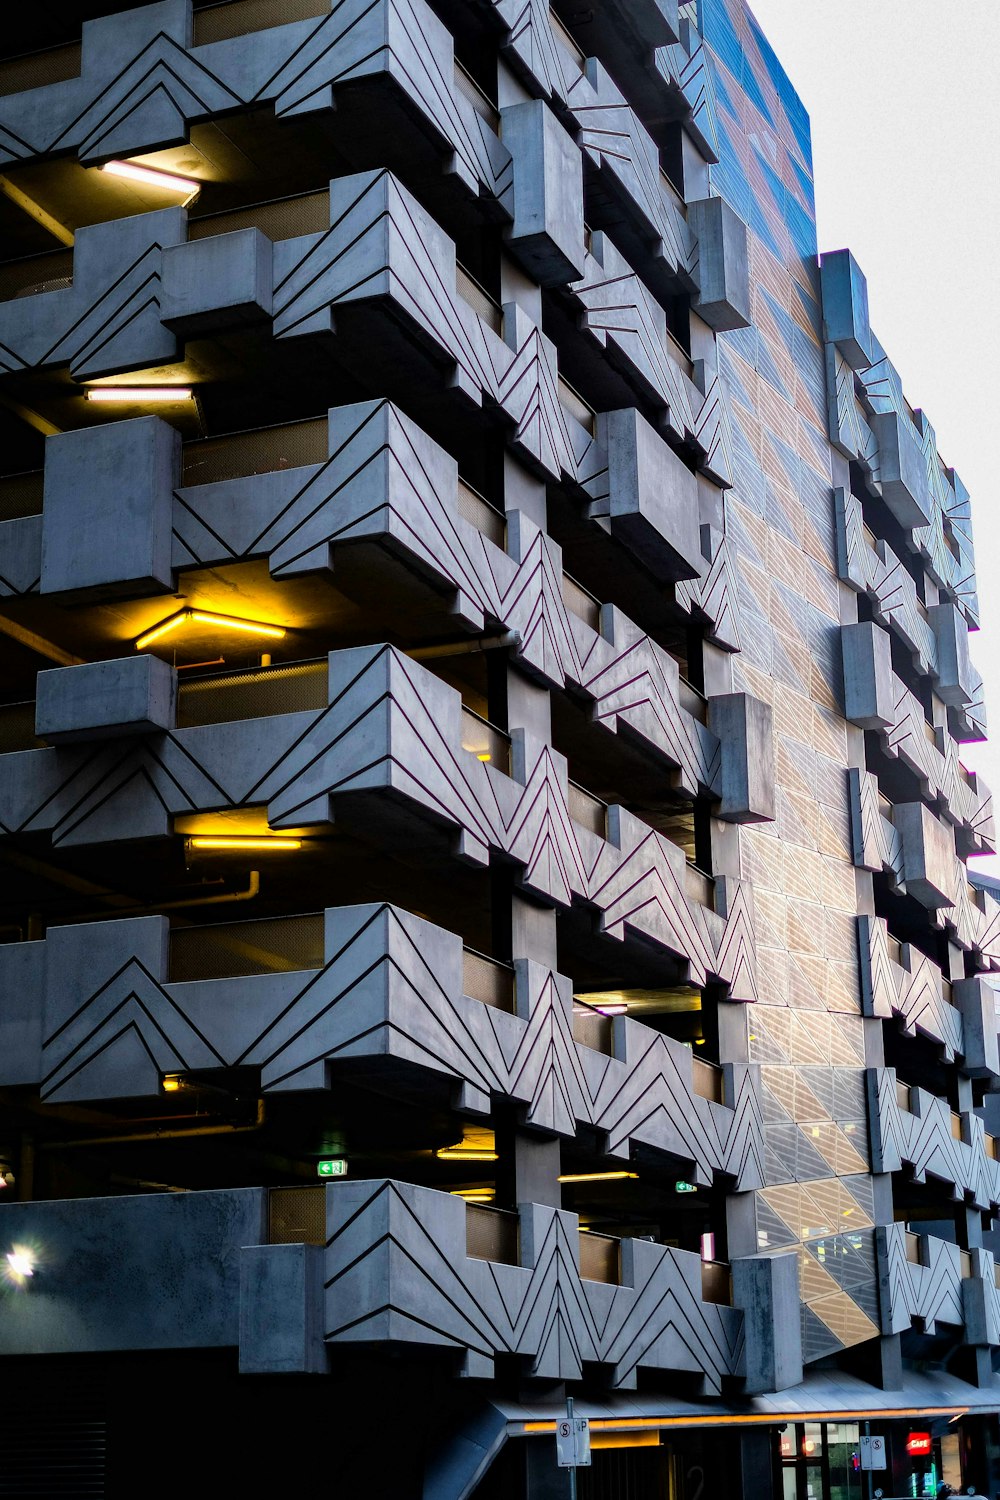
689, 196, 751, 332
732, 1251, 802, 1394
240, 1243, 326, 1374
599, 407, 702, 581
929, 600, 975, 707
708, 692, 775, 823
502, 100, 585, 286
955, 977, 1000, 1080
36, 655, 176, 744
41, 416, 178, 597
872, 408, 932, 529
841, 621, 894, 730
820, 249, 872, 370
894, 801, 956, 910
161, 229, 273, 334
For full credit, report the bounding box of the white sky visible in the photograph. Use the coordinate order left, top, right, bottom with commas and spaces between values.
743, 0, 1000, 876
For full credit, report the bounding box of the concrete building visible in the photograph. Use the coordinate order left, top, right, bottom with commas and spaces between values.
0, 0, 996, 1496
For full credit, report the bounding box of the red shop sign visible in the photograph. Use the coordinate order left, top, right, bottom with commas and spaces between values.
906, 1432, 932, 1457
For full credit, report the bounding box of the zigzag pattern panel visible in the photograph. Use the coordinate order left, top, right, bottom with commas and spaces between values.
0, 208, 183, 380
869, 1068, 1000, 1213
323, 1179, 745, 1388
0, 647, 758, 1001
857, 915, 964, 1058
30, 902, 764, 1191
656, 31, 720, 162
878, 1224, 965, 1338
168, 400, 724, 792
0, 0, 513, 212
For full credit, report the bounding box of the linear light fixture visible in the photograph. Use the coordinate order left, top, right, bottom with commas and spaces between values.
100, 159, 201, 203
435, 1146, 499, 1162
187, 836, 302, 852
134, 608, 286, 651
85, 386, 194, 403
558, 1171, 638, 1184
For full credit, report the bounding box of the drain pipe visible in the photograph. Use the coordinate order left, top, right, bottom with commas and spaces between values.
406, 631, 519, 661
67, 870, 260, 923
38, 1097, 267, 1151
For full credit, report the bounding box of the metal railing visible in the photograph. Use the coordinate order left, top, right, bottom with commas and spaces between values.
193, 0, 327, 45
886, 933, 903, 964
579, 1231, 621, 1285
463, 949, 516, 1013
905, 1232, 922, 1266
182, 416, 329, 485
0, 470, 43, 521
268, 1185, 326, 1245
177, 659, 327, 728
562, 573, 601, 630
895, 1079, 912, 1113
0, 40, 81, 96
456, 264, 502, 334
169, 911, 325, 982
189, 189, 331, 244
950, 1112, 964, 1143
692, 1057, 724, 1105
986, 1135, 998, 1162
457, 480, 506, 547
557, 377, 596, 436
467, 1203, 518, 1265
0, 701, 41, 753
453, 60, 499, 130
568, 781, 607, 838
960, 1248, 973, 1279
460, 707, 511, 773
701, 1259, 732, 1305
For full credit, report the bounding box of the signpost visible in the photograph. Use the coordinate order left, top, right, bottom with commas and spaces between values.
859, 1434, 887, 1471
555, 1397, 590, 1497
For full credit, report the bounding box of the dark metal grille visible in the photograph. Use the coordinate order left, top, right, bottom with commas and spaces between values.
0, 1412, 105, 1497
0, 472, 43, 521
181, 417, 328, 485
0, 251, 73, 302
466, 1204, 518, 1265
268, 1185, 326, 1246
169, 912, 325, 982
176, 660, 327, 727
462, 949, 516, 1012
194, 0, 328, 44
0, 702, 41, 752
0, 42, 81, 96
189, 190, 330, 243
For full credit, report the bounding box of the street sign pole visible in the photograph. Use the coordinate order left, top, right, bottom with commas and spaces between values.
864, 1419, 871, 1500
567, 1397, 577, 1500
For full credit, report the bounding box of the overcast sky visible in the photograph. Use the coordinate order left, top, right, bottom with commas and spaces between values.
743, 0, 1000, 875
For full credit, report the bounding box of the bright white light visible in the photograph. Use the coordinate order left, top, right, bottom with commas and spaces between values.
85, 387, 193, 404
6, 1249, 33, 1278
100, 160, 200, 201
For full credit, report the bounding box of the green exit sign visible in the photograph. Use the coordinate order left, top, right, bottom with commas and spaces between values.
674, 1180, 697, 1194
317, 1158, 348, 1178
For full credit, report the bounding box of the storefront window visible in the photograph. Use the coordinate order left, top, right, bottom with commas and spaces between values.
779, 1421, 862, 1500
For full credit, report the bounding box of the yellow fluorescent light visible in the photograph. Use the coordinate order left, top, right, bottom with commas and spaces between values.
100, 159, 201, 199
188, 836, 302, 851
558, 1171, 638, 1184
435, 1147, 499, 1162
135, 608, 286, 650
162, 1075, 183, 1092
188, 611, 285, 640
85, 386, 194, 403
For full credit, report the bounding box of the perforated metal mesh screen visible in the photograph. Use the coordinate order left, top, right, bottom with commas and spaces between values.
268, 1186, 326, 1246
182, 417, 328, 485
194, 0, 328, 44
0, 42, 81, 97
0, 251, 73, 302
169, 912, 325, 982
0, 702, 42, 752
177, 660, 327, 727
0, 471, 43, 521
188, 190, 330, 243
462, 949, 515, 1012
